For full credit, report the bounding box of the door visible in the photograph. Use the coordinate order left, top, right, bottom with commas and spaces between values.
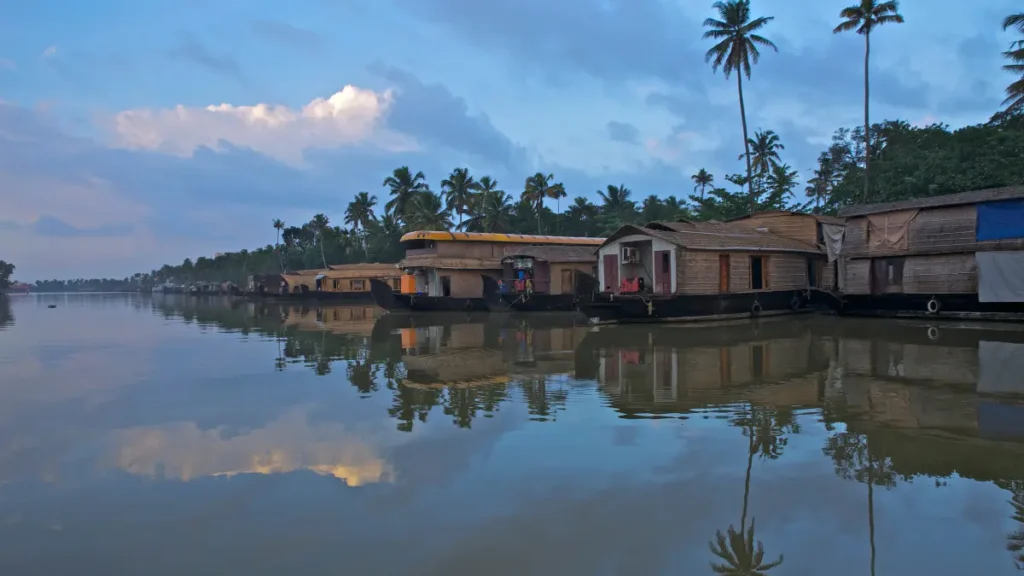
655, 250, 672, 294
441, 275, 452, 297
561, 269, 574, 295
719, 255, 730, 292
806, 258, 818, 288
603, 253, 619, 293
870, 258, 904, 295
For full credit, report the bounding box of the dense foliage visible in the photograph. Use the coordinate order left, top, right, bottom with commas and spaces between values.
21, 5, 1024, 290
0, 260, 13, 291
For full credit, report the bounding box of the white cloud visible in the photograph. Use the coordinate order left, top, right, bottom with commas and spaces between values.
0, 58, 15, 71
40, 45, 57, 58
109, 85, 418, 166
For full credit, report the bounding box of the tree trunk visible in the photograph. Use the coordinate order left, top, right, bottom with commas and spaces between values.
737, 73, 755, 212
319, 233, 327, 269
863, 32, 871, 202
741, 413, 754, 531
868, 450, 876, 576
275, 230, 284, 272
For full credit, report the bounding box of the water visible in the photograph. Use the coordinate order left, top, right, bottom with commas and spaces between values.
2, 294, 1024, 575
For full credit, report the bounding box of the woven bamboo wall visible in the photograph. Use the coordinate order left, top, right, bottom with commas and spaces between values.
844, 259, 872, 294
732, 213, 819, 245
676, 250, 817, 294
903, 253, 977, 294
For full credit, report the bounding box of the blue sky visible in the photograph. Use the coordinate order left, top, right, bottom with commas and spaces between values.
0, 0, 1018, 280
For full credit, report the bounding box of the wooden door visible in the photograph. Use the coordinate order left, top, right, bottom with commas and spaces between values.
602, 253, 619, 292
655, 250, 672, 294
719, 255, 730, 292
561, 269, 574, 295
871, 258, 904, 295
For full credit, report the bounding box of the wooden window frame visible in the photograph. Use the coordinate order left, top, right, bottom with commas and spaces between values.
749, 255, 769, 291
350, 279, 365, 291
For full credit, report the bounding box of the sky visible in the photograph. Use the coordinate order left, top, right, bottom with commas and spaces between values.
0, 0, 1018, 281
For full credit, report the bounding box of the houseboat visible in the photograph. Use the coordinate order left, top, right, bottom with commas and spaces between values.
483, 245, 600, 312
247, 263, 402, 303
580, 220, 830, 323
368, 231, 604, 312
835, 186, 1024, 321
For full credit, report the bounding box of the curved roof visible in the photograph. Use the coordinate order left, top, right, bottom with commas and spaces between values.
400, 231, 604, 246
604, 222, 822, 254
501, 245, 598, 263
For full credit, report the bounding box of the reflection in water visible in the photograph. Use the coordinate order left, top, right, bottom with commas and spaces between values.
5, 297, 1024, 574
0, 296, 12, 330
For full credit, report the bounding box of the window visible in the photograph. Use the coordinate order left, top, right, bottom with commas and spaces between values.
390, 278, 401, 290
750, 256, 768, 290
350, 279, 365, 291
752, 344, 766, 379
332, 279, 340, 290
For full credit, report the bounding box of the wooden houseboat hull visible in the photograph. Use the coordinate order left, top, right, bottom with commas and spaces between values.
369, 278, 491, 312
245, 290, 375, 303
838, 293, 1024, 322
482, 271, 599, 313
580, 289, 815, 324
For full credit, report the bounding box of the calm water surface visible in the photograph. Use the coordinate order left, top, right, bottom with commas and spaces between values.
2, 294, 1024, 575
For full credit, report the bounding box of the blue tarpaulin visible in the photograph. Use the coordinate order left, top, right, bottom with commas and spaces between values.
976, 199, 1024, 241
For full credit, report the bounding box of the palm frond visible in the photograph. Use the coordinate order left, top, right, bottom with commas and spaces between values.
875, 14, 904, 24
1005, 13, 1024, 32
833, 19, 861, 33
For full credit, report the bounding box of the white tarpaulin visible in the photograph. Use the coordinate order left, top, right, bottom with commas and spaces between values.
978, 341, 1024, 394
822, 223, 845, 263
976, 250, 1024, 303
315, 273, 327, 280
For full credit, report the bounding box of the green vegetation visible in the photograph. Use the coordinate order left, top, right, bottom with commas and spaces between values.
27, 4, 1024, 290
0, 260, 13, 291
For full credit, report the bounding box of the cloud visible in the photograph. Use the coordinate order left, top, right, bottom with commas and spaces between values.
167, 35, 242, 78
250, 20, 323, 50
0, 58, 15, 71
41, 46, 57, 58
108, 85, 411, 166
369, 64, 529, 172
606, 121, 639, 144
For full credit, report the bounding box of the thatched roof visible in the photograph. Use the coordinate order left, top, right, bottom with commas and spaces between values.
838, 186, 1024, 218
604, 221, 822, 254
501, 245, 598, 264
401, 231, 605, 246
724, 211, 846, 226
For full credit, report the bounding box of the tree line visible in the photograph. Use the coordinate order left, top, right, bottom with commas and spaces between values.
16, 3, 1024, 290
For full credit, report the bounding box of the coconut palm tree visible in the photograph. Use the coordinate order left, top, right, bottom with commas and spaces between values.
834, 1, 905, 201
1003, 14, 1024, 112
806, 152, 836, 211
309, 213, 330, 269
383, 166, 430, 223
521, 172, 559, 234
746, 129, 785, 198
465, 184, 514, 233
345, 192, 377, 231
440, 167, 477, 230
703, 0, 777, 211
597, 184, 634, 214
272, 219, 285, 272
1007, 484, 1024, 569
406, 192, 453, 231
766, 163, 799, 201
692, 168, 714, 200
546, 181, 568, 233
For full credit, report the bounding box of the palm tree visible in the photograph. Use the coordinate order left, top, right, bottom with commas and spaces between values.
703, 0, 778, 211
597, 184, 634, 214
834, 1, 905, 201
766, 163, 798, 201
521, 172, 559, 234
709, 520, 784, 575
383, 166, 430, 223
747, 129, 785, 196
1007, 485, 1024, 570
692, 168, 714, 200
806, 152, 836, 211
406, 192, 453, 231
440, 167, 477, 230
309, 213, 330, 269
546, 181, 568, 233
345, 192, 377, 231
272, 219, 285, 272
465, 182, 514, 233
1003, 14, 1024, 112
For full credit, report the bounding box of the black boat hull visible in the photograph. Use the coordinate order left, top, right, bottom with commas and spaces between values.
245, 291, 375, 303
838, 293, 1024, 322
580, 289, 815, 324
483, 271, 599, 313
369, 278, 490, 312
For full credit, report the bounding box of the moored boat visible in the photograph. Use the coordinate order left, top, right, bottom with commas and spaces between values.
371, 231, 605, 313
481, 245, 600, 312
580, 218, 838, 324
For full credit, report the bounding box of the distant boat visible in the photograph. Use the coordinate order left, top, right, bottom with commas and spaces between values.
153, 282, 185, 294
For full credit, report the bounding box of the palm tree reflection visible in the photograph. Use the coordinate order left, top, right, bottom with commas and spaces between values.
1007, 482, 1024, 570
708, 403, 788, 574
